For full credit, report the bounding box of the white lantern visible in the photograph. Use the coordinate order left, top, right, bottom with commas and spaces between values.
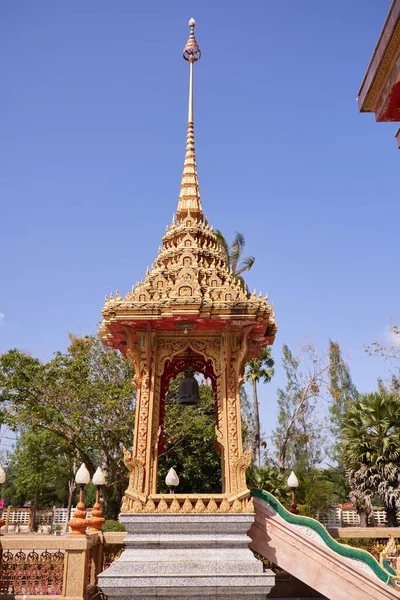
75, 463, 90, 485
165, 468, 179, 490
92, 467, 106, 486
0, 465, 6, 484
287, 470, 299, 489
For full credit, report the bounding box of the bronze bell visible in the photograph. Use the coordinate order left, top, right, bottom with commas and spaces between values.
178, 365, 200, 406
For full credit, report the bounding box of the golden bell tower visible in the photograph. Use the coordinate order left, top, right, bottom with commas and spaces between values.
100, 18, 277, 515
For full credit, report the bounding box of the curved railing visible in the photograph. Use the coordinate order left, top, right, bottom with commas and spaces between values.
251, 488, 400, 590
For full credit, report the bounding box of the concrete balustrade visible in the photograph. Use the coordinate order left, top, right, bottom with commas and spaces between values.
0, 532, 104, 599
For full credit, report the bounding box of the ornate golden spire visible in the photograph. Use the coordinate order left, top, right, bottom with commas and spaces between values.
100, 18, 277, 355
176, 18, 202, 223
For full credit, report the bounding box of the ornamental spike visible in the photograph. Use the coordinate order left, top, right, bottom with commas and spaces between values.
177, 19, 202, 223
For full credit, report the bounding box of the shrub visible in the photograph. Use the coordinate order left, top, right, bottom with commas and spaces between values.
102, 519, 126, 532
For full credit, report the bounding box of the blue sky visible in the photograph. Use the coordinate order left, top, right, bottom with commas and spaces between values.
1, 1, 398, 451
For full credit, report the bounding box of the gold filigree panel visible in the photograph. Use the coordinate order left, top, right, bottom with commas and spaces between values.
120, 492, 254, 515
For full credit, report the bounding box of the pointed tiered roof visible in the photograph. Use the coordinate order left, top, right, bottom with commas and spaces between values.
100, 20, 277, 355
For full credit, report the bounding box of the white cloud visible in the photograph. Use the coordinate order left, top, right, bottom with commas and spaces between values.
0, 313, 4, 324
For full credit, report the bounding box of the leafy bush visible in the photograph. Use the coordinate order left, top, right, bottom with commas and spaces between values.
102, 520, 126, 532
246, 466, 290, 505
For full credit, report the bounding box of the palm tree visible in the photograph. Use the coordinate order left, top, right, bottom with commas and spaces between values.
245, 348, 275, 468
246, 465, 288, 504
215, 231, 255, 281
216, 230, 273, 468
342, 392, 400, 526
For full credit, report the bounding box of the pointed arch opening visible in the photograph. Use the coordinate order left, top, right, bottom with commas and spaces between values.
157, 352, 222, 494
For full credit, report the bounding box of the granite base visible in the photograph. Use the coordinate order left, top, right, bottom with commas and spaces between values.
98, 513, 274, 599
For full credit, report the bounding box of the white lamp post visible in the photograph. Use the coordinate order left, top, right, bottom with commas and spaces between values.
88, 467, 106, 532
287, 470, 299, 515
165, 468, 179, 494
68, 463, 91, 535
88, 467, 106, 531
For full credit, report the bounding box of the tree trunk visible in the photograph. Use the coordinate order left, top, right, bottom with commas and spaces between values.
277, 378, 315, 474
30, 489, 38, 532
358, 510, 368, 528
386, 502, 399, 527
252, 380, 261, 469
65, 478, 76, 533
278, 445, 287, 473
101, 484, 112, 520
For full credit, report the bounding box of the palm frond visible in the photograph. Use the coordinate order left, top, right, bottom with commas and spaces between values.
215, 230, 230, 264
236, 256, 255, 275
233, 231, 246, 249
215, 230, 255, 278
230, 232, 246, 274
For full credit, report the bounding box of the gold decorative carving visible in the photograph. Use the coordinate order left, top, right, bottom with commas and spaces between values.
123, 448, 145, 495
155, 334, 222, 378
230, 498, 242, 513
206, 498, 218, 513
157, 497, 168, 513
117, 492, 252, 514
100, 19, 277, 516
133, 499, 143, 512
120, 330, 257, 503
101, 204, 275, 337
194, 498, 206, 513
170, 497, 181, 513
182, 497, 193, 512
220, 498, 230, 513
144, 498, 156, 513
233, 447, 253, 495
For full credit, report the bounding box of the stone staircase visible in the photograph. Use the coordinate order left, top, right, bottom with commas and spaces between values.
98, 512, 275, 599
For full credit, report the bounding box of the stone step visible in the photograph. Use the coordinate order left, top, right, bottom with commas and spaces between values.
98, 513, 275, 600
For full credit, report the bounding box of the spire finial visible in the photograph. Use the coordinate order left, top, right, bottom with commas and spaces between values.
183, 19, 201, 64
177, 19, 202, 223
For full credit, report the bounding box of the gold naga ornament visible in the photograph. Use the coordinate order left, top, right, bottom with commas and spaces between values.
100, 19, 277, 515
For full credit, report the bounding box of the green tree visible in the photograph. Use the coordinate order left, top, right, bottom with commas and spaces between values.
328, 340, 357, 462
246, 465, 289, 505
0, 335, 136, 518
295, 469, 336, 518
346, 468, 373, 527
5, 428, 73, 527
215, 231, 255, 282
245, 348, 275, 468
272, 343, 329, 473
246, 464, 341, 518
240, 386, 256, 450
215, 229, 274, 468
157, 377, 221, 493
322, 465, 349, 504
342, 392, 400, 526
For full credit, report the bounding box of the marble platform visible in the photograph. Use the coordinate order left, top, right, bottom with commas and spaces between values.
98, 513, 275, 599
